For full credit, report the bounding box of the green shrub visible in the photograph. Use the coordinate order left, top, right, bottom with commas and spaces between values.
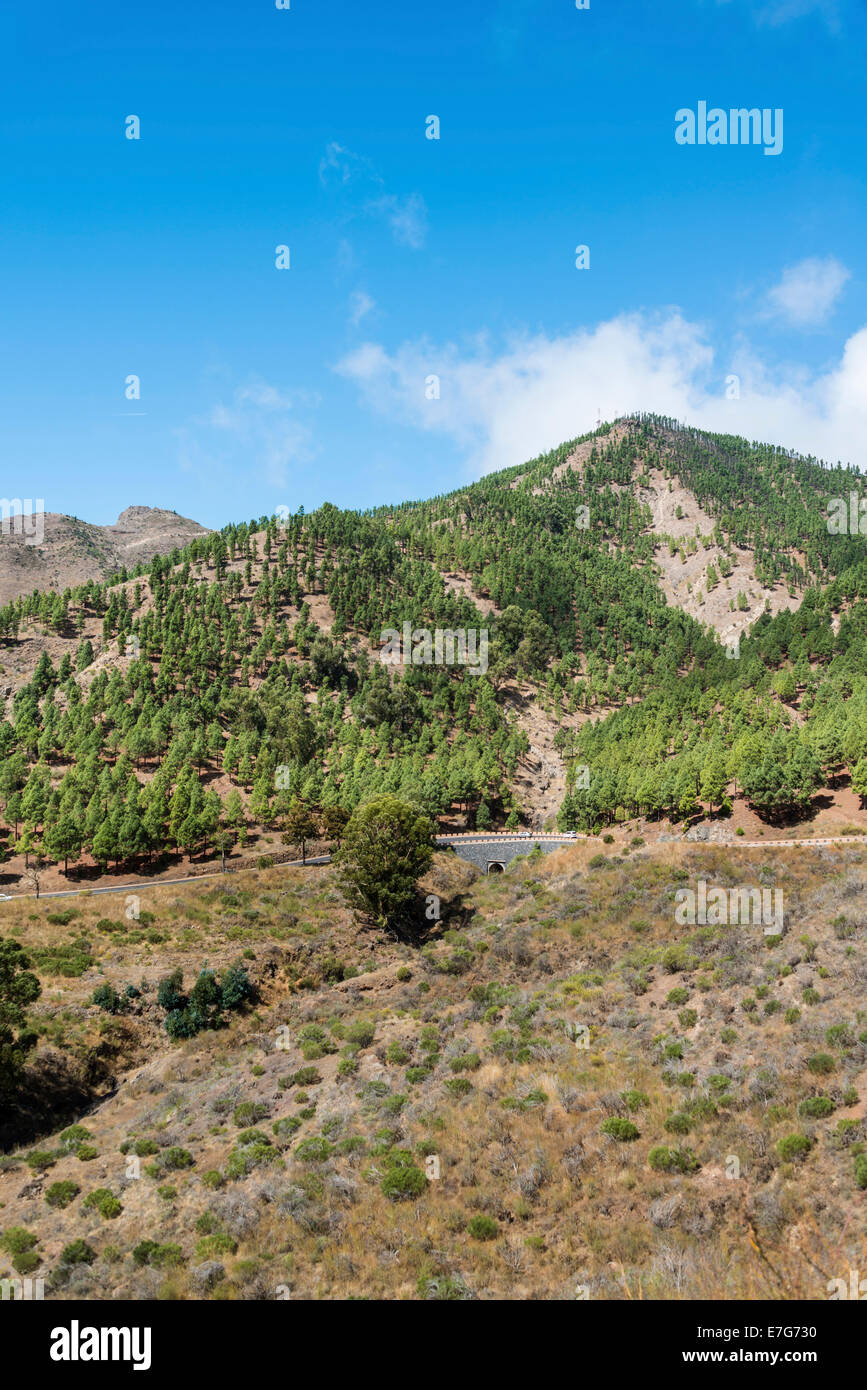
294, 1137, 334, 1164
1, 1226, 37, 1256
776, 1133, 812, 1162
664, 1113, 691, 1135
449, 1052, 481, 1073
58, 1125, 92, 1153
273, 1116, 302, 1139
161, 1147, 194, 1171
444, 1077, 473, 1097
806, 1053, 835, 1076
91, 983, 120, 1013
45, 1181, 80, 1210
233, 1102, 269, 1127
798, 1096, 834, 1119
60, 1239, 96, 1266
667, 987, 689, 1006
467, 1214, 499, 1240
686, 1097, 718, 1121
24, 1150, 57, 1172
406, 1066, 432, 1084
129, 1138, 159, 1157
82, 1188, 123, 1219
600, 1118, 640, 1141
620, 1089, 649, 1112
661, 944, 694, 974
195, 1232, 237, 1258
648, 1145, 699, 1173
133, 1240, 185, 1268
290, 1067, 321, 1088
380, 1163, 427, 1201
12, 1249, 41, 1275
344, 1020, 376, 1048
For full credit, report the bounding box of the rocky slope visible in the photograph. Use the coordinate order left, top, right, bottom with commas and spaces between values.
0, 506, 210, 607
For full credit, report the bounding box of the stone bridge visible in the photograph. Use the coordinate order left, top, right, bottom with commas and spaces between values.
435, 832, 584, 874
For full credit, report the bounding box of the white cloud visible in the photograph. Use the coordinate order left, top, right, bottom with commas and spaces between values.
318, 141, 427, 249
348, 289, 375, 326
318, 142, 380, 189
716, 0, 841, 29
336, 311, 867, 474
179, 380, 319, 491
755, 0, 840, 29
367, 193, 427, 250
763, 256, 850, 327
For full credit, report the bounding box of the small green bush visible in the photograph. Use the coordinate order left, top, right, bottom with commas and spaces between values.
620, 1089, 649, 1111
82, 1188, 123, 1219
233, 1102, 269, 1127
798, 1096, 834, 1119
290, 1067, 321, 1088
776, 1133, 812, 1162
294, 1137, 334, 1164
60, 1239, 96, 1266
648, 1145, 699, 1173
467, 1214, 499, 1240
806, 1053, 835, 1076
1, 1226, 37, 1256
58, 1125, 92, 1153
380, 1164, 427, 1201
45, 1181, 80, 1210
600, 1118, 640, 1142
161, 1147, 194, 1171
91, 983, 120, 1013
195, 1232, 237, 1258
664, 1112, 691, 1135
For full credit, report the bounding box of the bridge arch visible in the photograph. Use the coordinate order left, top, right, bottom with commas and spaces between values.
486, 861, 506, 875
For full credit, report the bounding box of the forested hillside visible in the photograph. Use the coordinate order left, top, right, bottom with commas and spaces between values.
1, 415, 865, 886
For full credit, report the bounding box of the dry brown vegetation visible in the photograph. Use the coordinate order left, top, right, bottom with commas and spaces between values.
2, 838, 866, 1300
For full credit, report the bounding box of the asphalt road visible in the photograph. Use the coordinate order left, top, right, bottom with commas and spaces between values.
0, 832, 861, 904
0, 856, 332, 903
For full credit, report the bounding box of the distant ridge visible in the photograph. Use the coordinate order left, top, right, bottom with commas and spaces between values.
0, 505, 210, 606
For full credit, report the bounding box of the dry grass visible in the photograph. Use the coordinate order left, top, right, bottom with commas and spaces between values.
1, 843, 866, 1300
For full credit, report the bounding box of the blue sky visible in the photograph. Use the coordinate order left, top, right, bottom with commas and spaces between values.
1, 0, 865, 528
